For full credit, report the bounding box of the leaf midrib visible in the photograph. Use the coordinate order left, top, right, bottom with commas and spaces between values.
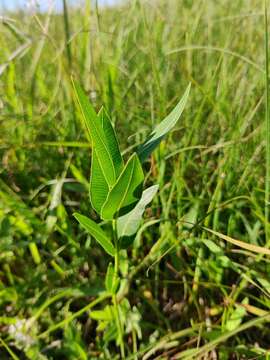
119, 185, 158, 237
148, 85, 190, 142
116, 155, 136, 214
74, 84, 116, 185
119, 200, 138, 237
102, 154, 137, 218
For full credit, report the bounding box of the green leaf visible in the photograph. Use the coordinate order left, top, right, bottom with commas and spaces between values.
117, 185, 158, 248
202, 239, 223, 254
101, 153, 144, 220
105, 263, 120, 294
99, 107, 123, 174
73, 212, 115, 256
72, 80, 122, 190
89, 108, 123, 213
90, 305, 113, 321
225, 298, 248, 331
105, 263, 114, 292
90, 150, 109, 213
257, 277, 270, 294
137, 83, 191, 162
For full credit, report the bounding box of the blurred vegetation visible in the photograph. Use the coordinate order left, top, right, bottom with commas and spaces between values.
1, 0, 270, 358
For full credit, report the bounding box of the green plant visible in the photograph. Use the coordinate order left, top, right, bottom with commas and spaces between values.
72, 80, 190, 356
3, 1, 270, 358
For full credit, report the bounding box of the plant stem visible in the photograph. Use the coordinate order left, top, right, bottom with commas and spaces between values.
265, 0, 270, 246
62, 0, 72, 68
112, 219, 125, 358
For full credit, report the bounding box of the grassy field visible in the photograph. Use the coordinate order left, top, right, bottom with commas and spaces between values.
1, 0, 270, 358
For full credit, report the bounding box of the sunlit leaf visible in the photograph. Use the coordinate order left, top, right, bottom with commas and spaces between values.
117, 185, 158, 248
225, 298, 248, 331
90, 305, 113, 321
203, 227, 270, 256
101, 153, 144, 220
137, 83, 191, 162
73, 212, 115, 256
72, 81, 122, 191
105, 263, 119, 294
105, 263, 114, 292
90, 108, 123, 213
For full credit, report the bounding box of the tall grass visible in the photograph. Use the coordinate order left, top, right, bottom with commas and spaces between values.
265, 0, 270, 246
1, 0, 270, 358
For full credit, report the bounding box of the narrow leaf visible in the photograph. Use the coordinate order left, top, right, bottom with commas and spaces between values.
101, 153, 144, 220
100, 107, 123, 175
72, 80, 118, 188
225, 299, 248, 331
90, 306, 113, 321
105, 263, 119, 294
89, 149, 109, 213
137, 83, 191, 162
90, 108, 123, 213
117, 185, 159, 245
73, 212, 115, 256
203, 227, 270, 256
105, 263, 114, 292
202, 239, 223, 254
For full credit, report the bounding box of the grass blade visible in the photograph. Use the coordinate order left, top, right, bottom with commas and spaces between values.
173, 314, 270, 359
265, 0, 270, 245
203, 227, 270, 256
0, 338, 19, 360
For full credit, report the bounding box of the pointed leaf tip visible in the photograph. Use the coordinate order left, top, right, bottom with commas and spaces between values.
74, 212, 115, 256
137, 83, 191, 162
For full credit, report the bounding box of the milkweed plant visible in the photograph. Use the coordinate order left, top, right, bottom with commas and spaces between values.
72, 80, 190, 357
